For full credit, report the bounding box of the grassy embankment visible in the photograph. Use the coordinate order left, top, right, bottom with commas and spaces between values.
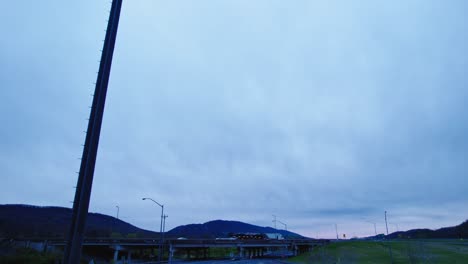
0, 248, 63, 264
288, 239, 468, 263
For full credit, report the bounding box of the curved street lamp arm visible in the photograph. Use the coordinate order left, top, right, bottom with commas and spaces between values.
142, 197, 163, 208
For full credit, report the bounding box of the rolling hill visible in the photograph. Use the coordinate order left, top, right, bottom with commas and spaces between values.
166, 220, 304, 239
3, 204, 465, 240
0, 204, 157, 238
0, 204, 302, 239
386, 220, 468, 239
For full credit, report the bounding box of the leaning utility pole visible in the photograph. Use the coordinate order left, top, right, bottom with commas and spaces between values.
64, 1, 123, 263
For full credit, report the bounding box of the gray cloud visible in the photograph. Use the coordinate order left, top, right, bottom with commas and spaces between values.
1, 0, 467, 238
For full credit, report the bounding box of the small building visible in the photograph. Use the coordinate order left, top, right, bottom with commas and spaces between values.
265, 233, 284, 240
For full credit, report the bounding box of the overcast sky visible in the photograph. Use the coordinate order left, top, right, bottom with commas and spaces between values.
1, 0, 467, 238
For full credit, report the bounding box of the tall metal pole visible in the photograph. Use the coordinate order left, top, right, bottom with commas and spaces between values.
160, 205, 164, 261
64, 1, 122, 263
143, 198, 164, 262
335, 224, 339, 240
272, 215, 277, 229
385, 211, 389, 235
163, 214, 168, 260
163, 215, 168, 234
116, 205, 120, 219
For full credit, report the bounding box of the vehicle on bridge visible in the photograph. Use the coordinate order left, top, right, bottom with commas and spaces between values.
231, 233, 268, 240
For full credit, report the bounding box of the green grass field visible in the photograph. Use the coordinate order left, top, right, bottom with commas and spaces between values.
288, 240, 468, 264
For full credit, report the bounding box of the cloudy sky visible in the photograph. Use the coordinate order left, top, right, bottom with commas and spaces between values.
1, 0, 467, 238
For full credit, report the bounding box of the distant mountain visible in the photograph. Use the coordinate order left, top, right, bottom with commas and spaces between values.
0, 204, 157, 238
0, 204, 304, 240
166, 220, 304, 239
3, 204, 466, 240
384, 220, 468, 239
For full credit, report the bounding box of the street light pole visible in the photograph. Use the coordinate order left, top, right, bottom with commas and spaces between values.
143, 198, 164, 262
162, 215, 169, 263
162, 215, 168, 262
384, 211, 394, 264
116, 205, 119, 220
163, 215, 168, 245
163, 215, 168, 233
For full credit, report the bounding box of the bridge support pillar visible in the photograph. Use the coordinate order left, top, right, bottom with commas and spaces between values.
239, 247, 244, 258
127, 251, 132, 264
113, 249, 119, 262
42, 240, 48, 253
169, 244, 173, 264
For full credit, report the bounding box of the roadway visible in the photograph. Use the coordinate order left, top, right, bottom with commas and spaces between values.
137, 260, 290, 264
